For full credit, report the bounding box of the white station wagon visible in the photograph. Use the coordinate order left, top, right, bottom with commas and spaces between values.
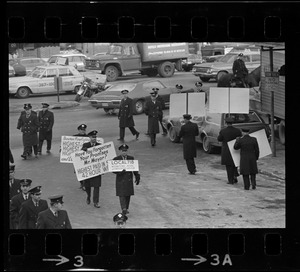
9, 65, 84, 98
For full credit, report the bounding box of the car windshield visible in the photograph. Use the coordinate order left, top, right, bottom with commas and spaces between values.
106, 84, 137, 92
225, 112, 261, 123
47, 56, 58, 63
218, 53, 237, 63
28, 67, 46, 78
108, 45, 123, 55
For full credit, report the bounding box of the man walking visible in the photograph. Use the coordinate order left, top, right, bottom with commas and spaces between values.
234, 128, 260, 190
17, 104, 40, 159
232, 53, 249, 87
151, 88, 168, 136
118, 89, 140, 142
36, 195, 72, 229
144, 89, 163, 146
217, 116, 242, 184
178, 114, 199, 175
9, 165, 21, 200
112, 144, 141, 215
19, 186, 48, 229
81, 130, 102, 208
38, 103, 54, 155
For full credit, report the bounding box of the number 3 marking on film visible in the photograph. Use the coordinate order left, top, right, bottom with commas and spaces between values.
74, 255, 84, 267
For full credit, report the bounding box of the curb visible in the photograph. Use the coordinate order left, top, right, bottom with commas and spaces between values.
259, 170, 285, 181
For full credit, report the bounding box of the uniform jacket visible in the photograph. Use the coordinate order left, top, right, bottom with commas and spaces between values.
17, 111, 39, 146
234, 134, 259, 175
118, 98, 135, 128
19, 199, 48, 229
9, 178, 21, 200
38, 110, 54, 141
232, 59, 248, 78
10, 193, 30, 229
144, 100, 163, 134
217, 126, 242, 166
36, 208, 72, 229
81, 141, 102, 187
155, 95, 165, 122
179, 121, 199, 159
113, 155, 140, 196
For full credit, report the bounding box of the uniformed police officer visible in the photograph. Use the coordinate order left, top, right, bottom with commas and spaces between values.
17, 104, 40, 159
113, 212, 128, 228
18, 186, 48, 229
112, 144, 141, 215
9, 165, 21, 200
10, 179, 32, 229
36, 195, 72, 229
38, 103, 54, 155
118, 89, 140, 142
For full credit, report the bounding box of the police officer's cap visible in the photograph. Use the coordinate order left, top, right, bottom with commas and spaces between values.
9, 164, 15, 172
238, 53, 244, 57
42, 103, 50, 108
78, 124, 87, 130
48, 195, 64, 204
195, 81, 203, 87
113, 212, 128, 223
225, 117, 234, 124
183, 114, 192, 120
176, 84, 183, 89
121, 89, 129, 94
242, 127, 250, 132
88, 130, 98, 137
29, 186, 42, 195
20, 179, 32, 186
119, 144, 129, 151
24, 103, 32, 110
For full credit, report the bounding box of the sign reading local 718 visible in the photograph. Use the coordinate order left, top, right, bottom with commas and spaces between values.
265, 71, 279, 92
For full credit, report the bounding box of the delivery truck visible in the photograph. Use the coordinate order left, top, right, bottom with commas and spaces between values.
84, 43, 189, 81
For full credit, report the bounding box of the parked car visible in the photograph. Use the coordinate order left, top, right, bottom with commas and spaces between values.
182, 54, 202, 72
9, 64, 15, 77
47, 53, 87, 71
162, 110, 271, 154
9, 65, 84, 98
192, 50, 261, 82
88, 80, 190, 115
9, 57, 47, 76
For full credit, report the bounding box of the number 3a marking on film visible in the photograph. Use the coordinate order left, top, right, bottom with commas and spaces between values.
74, 255, 84, 267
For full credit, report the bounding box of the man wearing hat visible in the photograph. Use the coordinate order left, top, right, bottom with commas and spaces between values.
81, 130, 102, 208
178, 114, 199, 174
234, 128, 260, 190
73, 124, 89, 137
10, 179, 32, 229
113, 212, 128, 228
17, 104, 40, 159
217, 116, 242, 184
144, 88, 164, 146
112, 144, 141, 215
232, 53, 248, 87
117, 89, 140, 142
9, 165, 21, 200
37, 103, 54, 155
19, 186, 48, 229
36, 195, 72, 229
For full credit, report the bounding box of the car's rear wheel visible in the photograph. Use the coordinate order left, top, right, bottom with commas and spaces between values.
16, 87, 30, 98
168, 126, 180, 143
200, 77, 210, 82
202, 135, 214, 153
133, 100, 144, 115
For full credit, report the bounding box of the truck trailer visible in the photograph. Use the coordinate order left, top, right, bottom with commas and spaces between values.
84, 43, 189, 81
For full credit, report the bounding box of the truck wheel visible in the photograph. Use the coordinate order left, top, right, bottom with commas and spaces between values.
168, 126, 180, 143
105, 66, 119, 82
16, 87, 30, 98
144, 69, 158, 77
278, 120, 285, 145
217, 71, 227, 82
200, 77, 210, 82
133, 100, 144, 114
202, 135, 214, 154
158, 61, 175, 77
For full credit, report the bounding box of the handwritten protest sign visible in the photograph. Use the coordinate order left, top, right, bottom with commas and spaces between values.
60, 136, 104, 163
107, 160, 139, 172
71, 141, 116, 181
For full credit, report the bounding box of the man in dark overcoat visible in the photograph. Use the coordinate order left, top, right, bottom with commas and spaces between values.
232, 53, 249, 87
178, 114, 199, 174
234, 128, 260, 190
38, 103, 54, 155
18, 186, 48, 229
217, 117, 242, 184
17, 104, 40, 159
118, 89, 140, 142
144, 89, 163, 146
112, 144, 140, 215
9, 165, 21, 200
10, 179, 32, 229
36, 195, 72, 229
81, 130, 102, 208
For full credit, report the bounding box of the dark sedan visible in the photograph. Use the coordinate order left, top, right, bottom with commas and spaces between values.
162, 110, 271, 153
88, 80, 188, 115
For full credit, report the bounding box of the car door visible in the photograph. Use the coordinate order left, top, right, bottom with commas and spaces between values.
121, 45, 141, 71
39, 68, 57, 93
59, 67, 83, 91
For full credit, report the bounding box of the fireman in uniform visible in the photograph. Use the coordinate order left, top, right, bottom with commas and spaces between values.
17, 104, 40, 159
38, 103, 54, 155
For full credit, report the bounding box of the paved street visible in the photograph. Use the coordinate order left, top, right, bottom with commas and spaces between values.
8, 72, 285, 229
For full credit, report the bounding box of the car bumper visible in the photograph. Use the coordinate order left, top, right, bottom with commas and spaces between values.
192, 71, 218, 79
89, 100, 120, 109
